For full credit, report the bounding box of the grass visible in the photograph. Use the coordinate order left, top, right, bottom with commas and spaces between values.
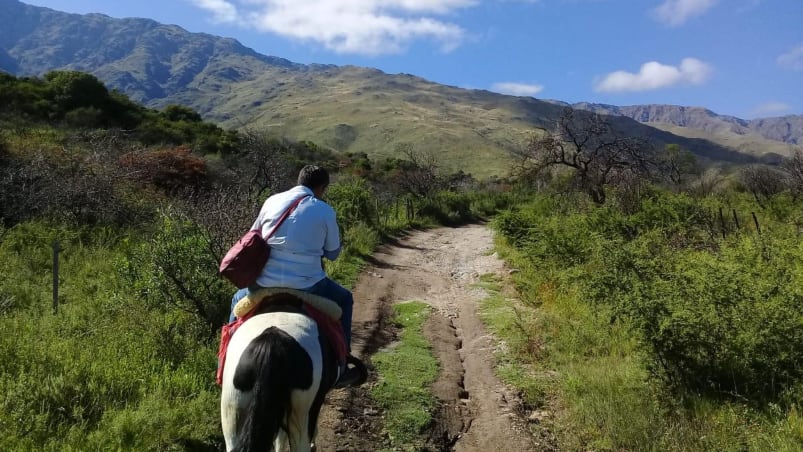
481, 234, 803, 451
474, 273, 547, 409
370, 301, 438, 450
326, 222, 381, 289
0, 221, 223, 450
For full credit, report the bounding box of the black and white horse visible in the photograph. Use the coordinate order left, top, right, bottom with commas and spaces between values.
220, 293, 339, 452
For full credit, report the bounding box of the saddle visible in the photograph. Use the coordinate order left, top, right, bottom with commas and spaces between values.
216, 288, 348, 386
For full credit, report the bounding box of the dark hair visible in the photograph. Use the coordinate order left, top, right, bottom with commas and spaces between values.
297, 165, 329, 189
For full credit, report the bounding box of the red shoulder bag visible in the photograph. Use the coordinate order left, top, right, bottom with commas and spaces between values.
218, 195, 308, 288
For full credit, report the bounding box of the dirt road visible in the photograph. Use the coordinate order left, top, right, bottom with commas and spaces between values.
315, 224, 539, 451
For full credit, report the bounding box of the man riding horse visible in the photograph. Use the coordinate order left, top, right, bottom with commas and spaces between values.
229, 164, 364, 388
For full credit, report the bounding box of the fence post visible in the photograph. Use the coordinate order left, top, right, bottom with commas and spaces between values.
52, 240, 60, 314
732, 209, 740, 230
752, 212, 761, 235
375, 198, 382, 228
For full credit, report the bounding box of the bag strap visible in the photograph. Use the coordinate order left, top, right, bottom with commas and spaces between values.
264, 195, 310, 239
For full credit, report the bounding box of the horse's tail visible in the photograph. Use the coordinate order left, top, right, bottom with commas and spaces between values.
232, 326, 313, 452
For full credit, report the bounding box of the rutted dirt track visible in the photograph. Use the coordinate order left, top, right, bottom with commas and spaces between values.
315, 224, 540, 451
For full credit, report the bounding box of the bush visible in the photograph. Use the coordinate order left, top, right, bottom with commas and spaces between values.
494, 197, 599, 267
63, 106, 104, 128
0, 223, 221, 449
118, 146, 209, 194
118, 208, 231, 336
596, 232, 803, 402
416, 191, 473, 225
326, 175, 378, 231
582, 219, 803, 404
498, 191, 803, 405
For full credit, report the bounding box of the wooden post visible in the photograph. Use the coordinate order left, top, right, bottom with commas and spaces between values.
732, 209, 740, 230
52, 240, 60, 314
375, 198, 382, 228
706, 208, 716, 241
752, 212, 761, 235
718, 207, 726, 238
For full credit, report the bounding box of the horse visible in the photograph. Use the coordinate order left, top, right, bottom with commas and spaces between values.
219, 291, 343, 452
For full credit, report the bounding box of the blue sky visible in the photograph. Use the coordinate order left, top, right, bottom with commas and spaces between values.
23, 0, 803, 119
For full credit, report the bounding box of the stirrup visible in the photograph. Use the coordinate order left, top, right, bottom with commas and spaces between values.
334, 355, 368, 388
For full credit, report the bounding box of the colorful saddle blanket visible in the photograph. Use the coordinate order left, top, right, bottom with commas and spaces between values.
216, 288, 347, 386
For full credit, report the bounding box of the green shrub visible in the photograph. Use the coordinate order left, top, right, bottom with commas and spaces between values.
599, 232, 803, 402
326, 175, 378, 230
494, 200, 599, 267
0, 221, 221, 450
498, 191, 803, 405
118, 208, 230, 335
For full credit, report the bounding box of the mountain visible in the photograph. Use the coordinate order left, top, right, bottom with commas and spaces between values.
0, 0, 776, 177
564, 102, 802, 158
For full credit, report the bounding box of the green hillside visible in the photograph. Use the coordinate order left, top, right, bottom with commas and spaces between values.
0, 0, 761, 178
648, 122, 798, 161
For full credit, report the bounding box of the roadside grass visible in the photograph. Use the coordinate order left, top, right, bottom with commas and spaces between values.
485, 237, 803, 451
474, 273, 546, 409
0, 222, 221, 450
370, 301, 438, 450
326, 222, 381, 289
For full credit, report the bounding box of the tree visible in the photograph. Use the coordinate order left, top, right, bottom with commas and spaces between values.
516, 108, 654, 204
739, 164, 787, 208
390, 144, 445, 198
235, 131, 297, 197
656, 144, 700, 191
44, 71, 109, 115
163, 104, 203, 123
782, 149, 803, 199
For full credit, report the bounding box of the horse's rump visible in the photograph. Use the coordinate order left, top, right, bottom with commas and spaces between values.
220, 311, 327, 451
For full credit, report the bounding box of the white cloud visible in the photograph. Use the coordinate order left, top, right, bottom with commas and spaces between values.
594, 58, 713, 93
189, 0, 476, 55
751, 102, 791, 117
777, 43, 803, 71
652, 0, 718, 26
491, 82, 544, 96
191, 0, 239, 23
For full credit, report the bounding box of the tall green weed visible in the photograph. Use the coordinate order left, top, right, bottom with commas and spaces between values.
0, 221, 220, 450
492, 189, 803, 450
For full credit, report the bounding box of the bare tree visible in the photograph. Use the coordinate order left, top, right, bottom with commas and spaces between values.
516, 108, 654, 204
656, 144, 701, 191
0, 146, 145, 227
391, 144, 445, 198
179, 186, 260, 266
740, 165, 787, 208
235, 130, 297, 197
690, 167, 726, 197
782, 149, 803, 199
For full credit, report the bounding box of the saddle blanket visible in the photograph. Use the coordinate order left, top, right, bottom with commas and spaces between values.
216, 290, 347, 386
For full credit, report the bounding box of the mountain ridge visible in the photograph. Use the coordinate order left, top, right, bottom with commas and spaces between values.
558, 101, 802, 145
2, 0, 794, 176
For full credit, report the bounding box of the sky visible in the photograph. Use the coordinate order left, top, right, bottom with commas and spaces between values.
22, 0, 803, 119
